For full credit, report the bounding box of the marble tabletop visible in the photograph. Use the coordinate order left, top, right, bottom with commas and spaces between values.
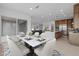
18, 36, 48, 48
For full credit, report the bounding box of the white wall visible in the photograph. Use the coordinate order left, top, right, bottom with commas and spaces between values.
0, 7, 31, 35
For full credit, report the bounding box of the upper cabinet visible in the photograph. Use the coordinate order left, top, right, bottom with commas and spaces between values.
74, 4, 79, 28
74, 4, 79, 14
74, 4, 79, 19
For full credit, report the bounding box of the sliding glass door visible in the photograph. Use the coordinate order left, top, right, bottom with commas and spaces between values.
2, 20, 16, 36
1, 16, 27, 36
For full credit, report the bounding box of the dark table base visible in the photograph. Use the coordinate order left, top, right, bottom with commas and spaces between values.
25, 42, 37, 56
27, 53, 37, 56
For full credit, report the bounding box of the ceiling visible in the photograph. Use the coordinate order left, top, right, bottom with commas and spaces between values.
0, 3, 75, 24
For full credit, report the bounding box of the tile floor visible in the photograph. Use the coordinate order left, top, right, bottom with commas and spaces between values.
55, 37, 79, 56
1, 37, 79, 56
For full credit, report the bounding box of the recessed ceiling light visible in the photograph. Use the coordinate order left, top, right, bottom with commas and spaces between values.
30, 8, 33, 10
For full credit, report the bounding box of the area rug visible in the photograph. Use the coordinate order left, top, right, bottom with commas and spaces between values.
52, 50, 64, 56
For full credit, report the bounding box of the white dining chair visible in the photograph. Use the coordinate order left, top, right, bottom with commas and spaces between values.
34, 39, 56, 56
40, 32, 46, 39
38, 31, 55, 49
18, 32, 25, 37
10, 35, 25, 46
41, 31, 55, 40
9, 36, 30, 56
34, 32, 40, 37
7, 37, 23, 56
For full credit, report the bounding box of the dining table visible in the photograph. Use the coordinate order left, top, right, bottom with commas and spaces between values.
18, 35, 48, 56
